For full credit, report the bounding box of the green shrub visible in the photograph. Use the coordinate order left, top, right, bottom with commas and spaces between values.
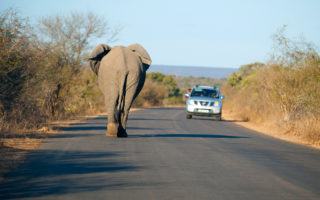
133, 72, 184, 107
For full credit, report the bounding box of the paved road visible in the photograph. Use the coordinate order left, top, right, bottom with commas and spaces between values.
1, 108, 320, 200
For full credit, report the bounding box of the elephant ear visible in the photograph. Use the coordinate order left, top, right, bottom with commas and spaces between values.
88, 44, 112, 75
127, 43, 152, 66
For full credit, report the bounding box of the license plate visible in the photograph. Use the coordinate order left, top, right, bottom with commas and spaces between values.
198, 109, 209, 113
213, 109, 220, 114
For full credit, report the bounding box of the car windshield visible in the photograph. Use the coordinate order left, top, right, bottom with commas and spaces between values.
191, 88, 219, 98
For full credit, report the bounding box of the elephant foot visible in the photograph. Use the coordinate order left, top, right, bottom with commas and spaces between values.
106, 123, 118, 137
117, 126, 128, 138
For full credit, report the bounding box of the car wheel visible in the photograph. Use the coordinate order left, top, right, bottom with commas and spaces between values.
186, 114, 192, 119
216, 114, 222, 121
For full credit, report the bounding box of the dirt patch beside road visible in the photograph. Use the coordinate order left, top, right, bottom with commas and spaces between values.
0, 117, 87, 182
0, 131, 48, 182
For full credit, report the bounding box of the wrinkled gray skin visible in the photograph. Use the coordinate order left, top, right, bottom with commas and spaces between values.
89, 43, 151, 137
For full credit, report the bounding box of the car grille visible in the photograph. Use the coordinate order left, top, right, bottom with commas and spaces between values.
199, 101, 209, 106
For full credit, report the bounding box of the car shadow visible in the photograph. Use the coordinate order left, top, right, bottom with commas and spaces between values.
221, 119, 248, 122
189, 118, 246, 123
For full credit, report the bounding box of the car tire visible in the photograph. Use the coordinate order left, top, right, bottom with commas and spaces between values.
216, 114, 222, 121
186, 114, 192, 119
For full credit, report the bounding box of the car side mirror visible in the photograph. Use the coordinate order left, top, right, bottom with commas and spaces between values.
184, 93, 190, 99
220, 95, 224, 100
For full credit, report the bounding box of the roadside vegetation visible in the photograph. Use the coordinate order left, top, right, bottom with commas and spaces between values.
133, 73, 223, 107
0, 9, 116, 133
1, 9, 206, 139
223, 28, 320, 146
134, 72, 183, 107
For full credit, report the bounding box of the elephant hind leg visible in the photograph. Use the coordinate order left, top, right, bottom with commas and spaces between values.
107, 123, 118, 137
116, 74, 129, 138
117, 108, 129, 138
105, 82, 120, 137
117, 126, 128, 137
118, 77, 141, 136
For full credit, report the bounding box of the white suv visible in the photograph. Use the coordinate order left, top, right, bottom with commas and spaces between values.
185, 85, 224, 120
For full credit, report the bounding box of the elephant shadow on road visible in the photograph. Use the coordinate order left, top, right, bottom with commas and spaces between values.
0, 149, 141, 199
129, 133, 249, 139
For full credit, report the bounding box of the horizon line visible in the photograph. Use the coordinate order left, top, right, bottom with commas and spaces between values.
151, 64, 240, 69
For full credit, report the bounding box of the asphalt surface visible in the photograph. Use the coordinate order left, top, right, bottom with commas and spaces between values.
1, 107, 320, 200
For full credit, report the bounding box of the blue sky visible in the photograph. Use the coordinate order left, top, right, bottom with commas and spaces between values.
1, 0, 320, 68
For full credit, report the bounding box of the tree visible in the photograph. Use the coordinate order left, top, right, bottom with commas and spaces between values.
227, 62, 265, 87
0, 9, 34, 114
38, 12, 119, 66
271, 25, 317, 67
36, 12, 120, 117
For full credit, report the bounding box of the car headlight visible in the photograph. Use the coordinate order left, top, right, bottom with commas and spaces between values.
213, 101, 220, 107
187, 100, 198, 105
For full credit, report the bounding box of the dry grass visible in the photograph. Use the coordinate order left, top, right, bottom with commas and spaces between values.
222, 59, 320, 148
223, 87, 320, 148
289, 119, 320, 146
223, 108, 320, 149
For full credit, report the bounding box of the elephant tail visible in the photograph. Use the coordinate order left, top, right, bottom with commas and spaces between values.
117, 73, 128, 114
88, 44, 112, 75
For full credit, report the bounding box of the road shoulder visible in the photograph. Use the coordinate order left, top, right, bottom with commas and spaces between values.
0, 115, 92, 183
223, 109, 320, 150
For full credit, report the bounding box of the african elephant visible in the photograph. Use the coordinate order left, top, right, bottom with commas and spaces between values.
89, 43, 152, 137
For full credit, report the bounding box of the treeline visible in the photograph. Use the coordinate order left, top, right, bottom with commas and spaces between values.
223, 30, 320, 145
175, 76, 224, 91
0, 9, 193, 133
134, 73, 222, 107
134, 72, 184, 107
0, 9, 117, 132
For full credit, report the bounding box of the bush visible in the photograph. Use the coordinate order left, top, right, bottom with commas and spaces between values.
133, 72, 184, 107
0, 9, 116, 132
223, 30, 320, 145
134, 79, 168, 107
63, 68, 105, 115
227, 62, 265, 87
0, 9, 45, 131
